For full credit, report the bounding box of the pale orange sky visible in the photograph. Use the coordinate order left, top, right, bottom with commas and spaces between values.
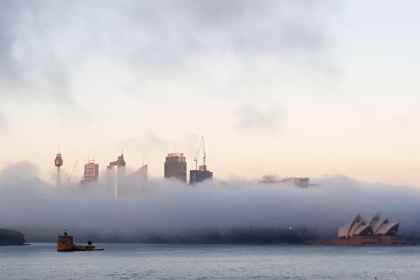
0, 1, 420, 186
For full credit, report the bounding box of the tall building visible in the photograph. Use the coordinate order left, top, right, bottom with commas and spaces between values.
259, 176, 310, 188
107, 154, 127, 199
189, 165, 213, 185
81, 161, 99, 184
54, 153, 63, 187
164, 153, 187, 182
108, 154, 126, 169
280, 177, 310, 188
189, 136, 213, 185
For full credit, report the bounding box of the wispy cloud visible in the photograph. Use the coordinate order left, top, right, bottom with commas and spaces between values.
234, 104, 285, 134
0, 0, 334, 90
0, 0, 335, 137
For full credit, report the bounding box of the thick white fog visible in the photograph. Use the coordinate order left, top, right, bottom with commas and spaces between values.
0, 162, 419, 242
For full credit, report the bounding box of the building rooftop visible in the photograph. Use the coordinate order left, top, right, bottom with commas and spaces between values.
166, 153, 186, 161
337, 214, 399, 239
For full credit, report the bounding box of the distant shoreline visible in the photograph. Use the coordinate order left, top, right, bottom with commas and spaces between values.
0, 229, 26, 246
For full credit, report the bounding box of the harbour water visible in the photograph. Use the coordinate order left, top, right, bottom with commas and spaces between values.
0, 243, 419, 280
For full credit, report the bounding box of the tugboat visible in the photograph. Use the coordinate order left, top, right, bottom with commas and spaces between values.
57, 232, 103, 252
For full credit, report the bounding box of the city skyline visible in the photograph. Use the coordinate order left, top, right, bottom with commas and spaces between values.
1, 1, 420, 186
2, 2, 420, 280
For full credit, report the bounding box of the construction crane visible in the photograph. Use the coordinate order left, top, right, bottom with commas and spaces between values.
201, 136, 207, 171
193, 136, 207, 171
190, 136, 213, 185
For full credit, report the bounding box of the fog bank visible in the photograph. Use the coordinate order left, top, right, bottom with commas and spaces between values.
0, 162, 419, 242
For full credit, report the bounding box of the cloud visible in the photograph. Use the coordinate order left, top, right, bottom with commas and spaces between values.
234, 104, 285, 134
0, 161, 419, 243
0, 0, 334, 88
0, 161, 39, 182
0, 1, 21, 80
0, 0, 335, 136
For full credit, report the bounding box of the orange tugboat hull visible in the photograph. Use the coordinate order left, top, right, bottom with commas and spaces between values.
57, 232, 103, 252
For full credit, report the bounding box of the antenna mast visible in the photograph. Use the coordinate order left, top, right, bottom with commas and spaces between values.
201, 136, 206, 168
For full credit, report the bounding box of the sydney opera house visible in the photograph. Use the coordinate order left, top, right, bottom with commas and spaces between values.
322, 214, 405, 246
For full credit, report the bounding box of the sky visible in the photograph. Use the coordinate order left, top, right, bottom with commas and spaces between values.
0, 0, 420, 186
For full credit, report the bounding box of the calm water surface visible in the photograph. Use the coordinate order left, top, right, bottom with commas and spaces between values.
0, 243, 418, 280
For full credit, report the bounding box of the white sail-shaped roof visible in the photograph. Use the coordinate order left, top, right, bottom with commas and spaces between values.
338, 224, 351, 239
376, 222, 399, 235
369, 214, 382, 230
348, 215, 368, 237
354, 224, 373, 236
337, 214, 399, 238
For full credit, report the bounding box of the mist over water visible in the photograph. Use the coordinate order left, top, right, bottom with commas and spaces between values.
0, 161, 419, 242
